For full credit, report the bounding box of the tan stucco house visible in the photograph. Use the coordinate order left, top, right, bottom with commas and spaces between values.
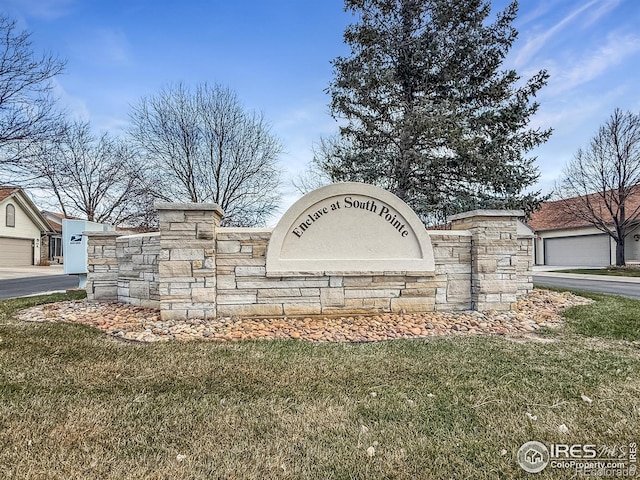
527, 189, 640, 267
0, 186, 53, 266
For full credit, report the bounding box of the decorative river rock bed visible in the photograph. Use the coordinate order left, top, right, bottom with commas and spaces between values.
16, 289, 592, 343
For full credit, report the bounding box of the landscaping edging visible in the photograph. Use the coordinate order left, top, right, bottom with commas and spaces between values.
16, 289, 592, 343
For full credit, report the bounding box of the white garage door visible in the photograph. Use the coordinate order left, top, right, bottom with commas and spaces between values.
0, 237, 33, 266
545, 234, 610, 267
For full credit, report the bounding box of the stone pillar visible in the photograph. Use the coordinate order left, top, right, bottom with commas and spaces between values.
86, 231, 124, 301
40, 234, 49, 264
449, 210, 524, 311
156, 202, 224, 321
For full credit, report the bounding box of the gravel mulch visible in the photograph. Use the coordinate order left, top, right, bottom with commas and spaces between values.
16, 289, 592, 343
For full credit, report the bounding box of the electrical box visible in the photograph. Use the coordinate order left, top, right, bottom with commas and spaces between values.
62, 220, 115, 283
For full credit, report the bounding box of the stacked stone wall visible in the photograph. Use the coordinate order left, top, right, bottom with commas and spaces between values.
86, 232, 122, 301
85, 203, 534, 320
116, 233, 160, 308
215, 229, 472, 317
516, 236, 534, 296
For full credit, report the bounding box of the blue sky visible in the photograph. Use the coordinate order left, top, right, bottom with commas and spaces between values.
2, 0, 640, 218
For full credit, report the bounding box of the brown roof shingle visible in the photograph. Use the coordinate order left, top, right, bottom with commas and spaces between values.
0, 186, 18, 202
528, 186, 640, 232
41, 211, 79, 233
47, 219, 62, 232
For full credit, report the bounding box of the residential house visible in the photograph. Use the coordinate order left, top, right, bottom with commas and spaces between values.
0, 186, 53, 266
527, 188, 640, 266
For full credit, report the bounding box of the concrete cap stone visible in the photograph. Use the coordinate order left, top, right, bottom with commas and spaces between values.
448, 209, 525, 222
155, 202, 224, 216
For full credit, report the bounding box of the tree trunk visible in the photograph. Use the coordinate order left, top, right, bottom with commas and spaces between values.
615, 237, 626, 266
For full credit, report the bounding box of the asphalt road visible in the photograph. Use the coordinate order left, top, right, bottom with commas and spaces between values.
533, 275, 640, 299
0, 275, 79, 300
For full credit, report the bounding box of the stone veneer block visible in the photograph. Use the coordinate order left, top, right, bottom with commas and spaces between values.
217, 240, 242, 254
391, 297, 435, 313
320, 288, 345, 307
217, 304, 284, 317
284, 304, 322, 316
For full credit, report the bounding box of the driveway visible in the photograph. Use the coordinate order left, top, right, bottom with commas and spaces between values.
0, 266, 79, 300
533, 271, 640, 299
0, 265, 65, 280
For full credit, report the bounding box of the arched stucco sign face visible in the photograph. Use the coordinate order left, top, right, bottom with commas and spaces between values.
266, 183, 435, 276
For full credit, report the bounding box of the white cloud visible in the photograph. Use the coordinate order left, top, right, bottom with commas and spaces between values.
70, 28, 132, 67
515, 0, 555, 27
532, 83, 627, 135
94, 115, 130, 135
583, 0, 620, 27
272, 103, 334, 135
514, 0, 600, 68
51, 77, 90, 121
265, 102, 339, 225
530, 104, 596, 133
93, 28, 132, 66
272, 102, 337, 174
529, 83, 636, 192
3, 0, 76, 20
548, 33, 640, 95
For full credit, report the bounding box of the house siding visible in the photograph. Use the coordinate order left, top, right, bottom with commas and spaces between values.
625, 225, 640, 262
0, 199, 42, 264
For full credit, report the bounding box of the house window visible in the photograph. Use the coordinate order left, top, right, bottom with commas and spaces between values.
5, 204, 15, 227
49, 236, 62, 260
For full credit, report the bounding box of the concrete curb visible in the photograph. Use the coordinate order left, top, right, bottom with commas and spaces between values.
533, 272, 640, 284
3, 290, 68, 300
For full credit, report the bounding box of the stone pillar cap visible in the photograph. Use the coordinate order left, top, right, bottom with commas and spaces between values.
448, 209, 525, 222
154, 202, 224, 216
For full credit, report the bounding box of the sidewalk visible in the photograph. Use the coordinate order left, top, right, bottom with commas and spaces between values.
533, 266, 640, 284
0, 265, 66, 280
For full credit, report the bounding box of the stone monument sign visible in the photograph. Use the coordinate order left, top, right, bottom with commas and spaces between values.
266, 182, 436, 275
85, 181, 534, 319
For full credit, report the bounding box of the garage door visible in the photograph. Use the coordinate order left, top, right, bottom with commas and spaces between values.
0, 237, 33, 266
545, 234, 610, 267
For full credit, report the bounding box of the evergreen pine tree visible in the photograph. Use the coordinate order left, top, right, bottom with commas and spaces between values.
319, 0, 551, 224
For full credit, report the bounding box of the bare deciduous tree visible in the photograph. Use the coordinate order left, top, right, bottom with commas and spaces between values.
26, 121, 154, 227
129, 83, 282, 226
0, 15, 65, 165
556, 109, 640, 266
292, 137, 335, 195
